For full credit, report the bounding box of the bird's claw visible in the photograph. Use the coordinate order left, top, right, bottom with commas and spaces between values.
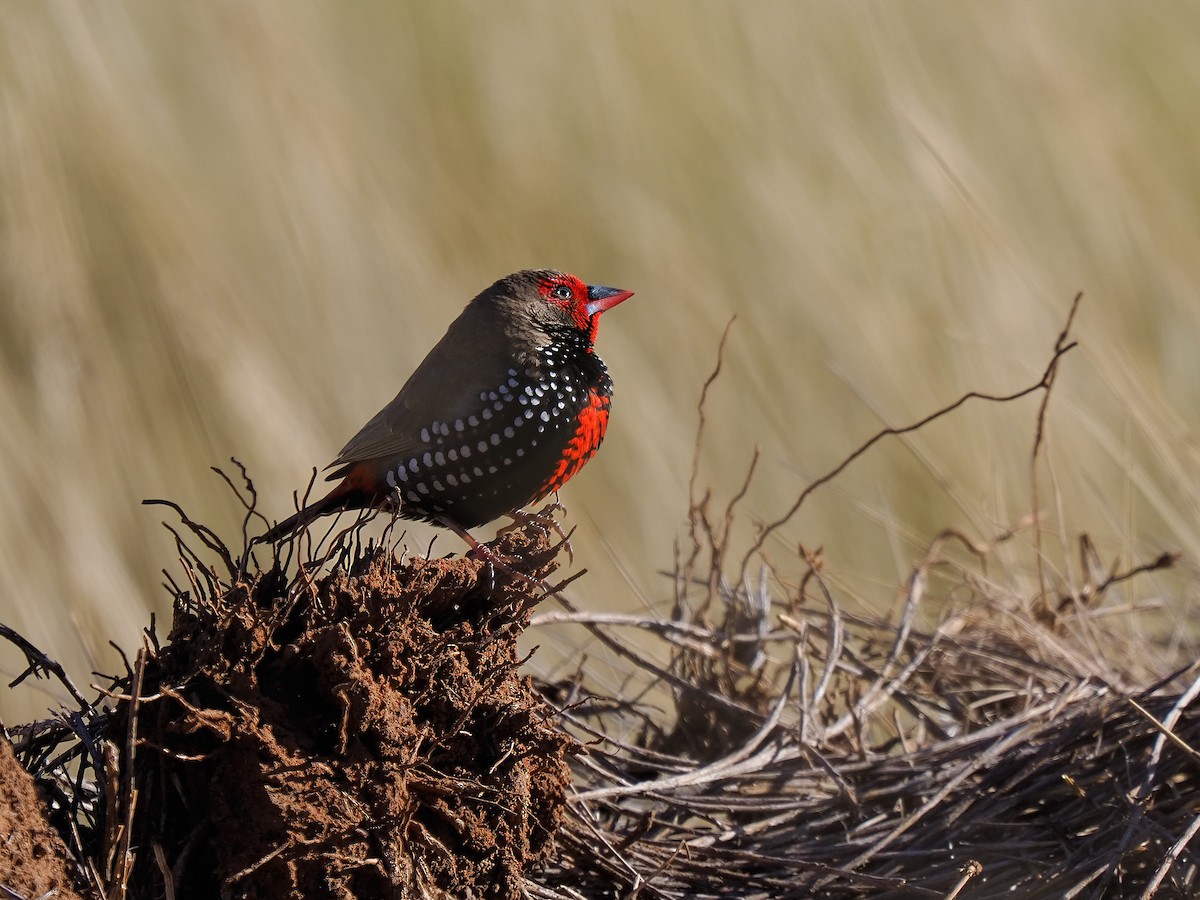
502, 505, 573, 562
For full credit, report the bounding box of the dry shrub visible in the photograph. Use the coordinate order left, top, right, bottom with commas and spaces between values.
525, 301, 1200, 898
535, 525, 1192, 898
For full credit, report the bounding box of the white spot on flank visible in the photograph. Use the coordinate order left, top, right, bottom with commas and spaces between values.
469, 415, 479, 427
490, 433, 501, 446
461, 445, 472, 458
432, 479, 444, 492
482, 408, 492, 420
434, 451, 445, 466
408, 458, 419, 473
423, 452, 433, 467
417, 483, 429, 495
420, 427, 430, 443
448, 448, 458, 461
504, 427, 515, 439
455, 419, 465, 432
477, 441, 488, 453
386, 471, 397, 489
540, 410, 551, 422
407, 490, 420, 502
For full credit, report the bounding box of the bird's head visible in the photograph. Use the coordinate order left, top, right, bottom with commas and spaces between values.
493, 269, 634, 349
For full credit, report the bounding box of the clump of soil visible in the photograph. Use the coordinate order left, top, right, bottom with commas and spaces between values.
120, 524, 576, 900
0, 736, 84, 899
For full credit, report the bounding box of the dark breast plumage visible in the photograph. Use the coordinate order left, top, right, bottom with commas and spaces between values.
374, 349, 613, 528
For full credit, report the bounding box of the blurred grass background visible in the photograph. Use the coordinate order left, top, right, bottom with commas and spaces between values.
2, 3, 1199, 720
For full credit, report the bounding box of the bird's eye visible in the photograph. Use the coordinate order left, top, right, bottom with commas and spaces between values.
550, 285, 573, 301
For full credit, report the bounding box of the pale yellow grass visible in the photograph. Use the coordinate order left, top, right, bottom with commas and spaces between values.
1, 3, 1198, 720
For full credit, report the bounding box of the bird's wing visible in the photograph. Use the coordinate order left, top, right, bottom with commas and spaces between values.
327, 301, 528, 475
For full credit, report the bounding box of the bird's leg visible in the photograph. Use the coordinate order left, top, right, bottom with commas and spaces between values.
434, 515, 495, 559
434, 515, 531, 592
499, 503, 573, 563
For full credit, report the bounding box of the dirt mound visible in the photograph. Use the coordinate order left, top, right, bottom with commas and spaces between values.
118, 524, 576, 899
0, 736, 84, 899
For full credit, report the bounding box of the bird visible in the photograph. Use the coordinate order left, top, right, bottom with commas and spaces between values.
261, 269, 634, 548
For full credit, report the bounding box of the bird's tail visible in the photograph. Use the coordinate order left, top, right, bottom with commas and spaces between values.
258, 483, 361, 544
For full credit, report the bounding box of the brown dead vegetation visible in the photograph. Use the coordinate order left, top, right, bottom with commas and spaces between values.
4, 295, 1200, 898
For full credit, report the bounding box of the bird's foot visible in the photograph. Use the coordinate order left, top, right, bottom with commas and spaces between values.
500, 504, 574, 563
429, 513, 528, 585
434, 515, 547, 595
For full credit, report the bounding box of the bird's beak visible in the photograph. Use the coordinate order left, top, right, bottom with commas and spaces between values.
585, 284, 635, 317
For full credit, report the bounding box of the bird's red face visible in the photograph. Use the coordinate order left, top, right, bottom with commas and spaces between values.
536, 272, 634, 343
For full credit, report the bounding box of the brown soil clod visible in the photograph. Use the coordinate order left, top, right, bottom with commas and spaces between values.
0, 736, 85, 900
119, 521, 576, 900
